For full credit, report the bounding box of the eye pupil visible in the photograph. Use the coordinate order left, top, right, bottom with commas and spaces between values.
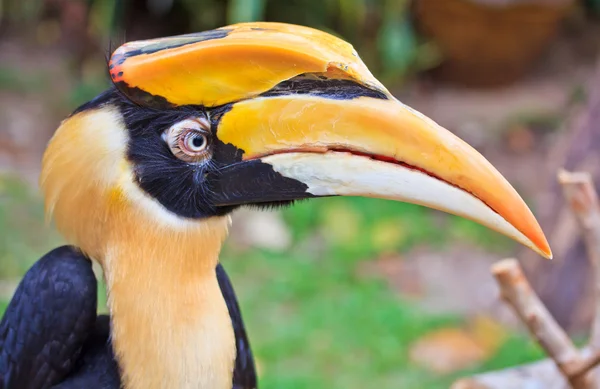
191, 135, 205, 149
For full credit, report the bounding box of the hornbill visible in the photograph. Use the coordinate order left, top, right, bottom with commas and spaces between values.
0, 22, 551, 389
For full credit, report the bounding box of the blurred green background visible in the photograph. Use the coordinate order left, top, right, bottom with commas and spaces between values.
1, 0, 600, 388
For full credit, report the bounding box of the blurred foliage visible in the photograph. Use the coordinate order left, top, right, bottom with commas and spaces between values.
159, 0, 439, 83
283, 196, 512, 261
3, 0, 594, 86
0, 0, 443, 85
0, 66, 46, 94
0, 177, 60, 279
0, 0, 42, 25
227, 0, 266, 24
586, 0, 600, 14
0, 176, 106, 314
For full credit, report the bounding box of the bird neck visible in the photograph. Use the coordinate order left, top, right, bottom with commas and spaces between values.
101, 215, 235, 389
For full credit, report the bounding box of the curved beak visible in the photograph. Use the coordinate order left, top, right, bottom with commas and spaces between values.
109, 22, 552, 259
211, 94, 552, 259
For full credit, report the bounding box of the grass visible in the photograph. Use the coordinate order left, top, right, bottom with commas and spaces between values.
0, 66, 50, 95
0, 176, 62, 278
222, 247, 460, 388
0, 175, 544, 388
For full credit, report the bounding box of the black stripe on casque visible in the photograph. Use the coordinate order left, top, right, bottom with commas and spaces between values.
112, 81, 175, 110
259, 73, 389, 100
113, 70, 389, 112
110, 28, 232, 65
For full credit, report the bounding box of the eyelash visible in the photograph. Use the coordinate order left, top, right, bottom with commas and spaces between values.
171, 131, 185, 150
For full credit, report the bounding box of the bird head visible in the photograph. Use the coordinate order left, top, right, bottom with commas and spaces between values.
40, 22, 551, 261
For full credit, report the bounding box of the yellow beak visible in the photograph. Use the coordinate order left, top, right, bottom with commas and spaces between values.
109, 22, 552, 259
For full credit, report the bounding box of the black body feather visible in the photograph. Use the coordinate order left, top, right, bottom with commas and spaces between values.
217, 265, 257, 389
0, 246, 257, 389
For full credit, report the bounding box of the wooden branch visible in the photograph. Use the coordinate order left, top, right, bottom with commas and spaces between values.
558, 170, 600, 350
492, 259, 597, 388
571, 350, 600, 379
452, 169, 600, 388
451, 348, 600, 389
451, 357, 568, 389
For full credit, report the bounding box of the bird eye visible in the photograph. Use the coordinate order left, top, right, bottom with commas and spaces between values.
181, 130, 208, 153
163, 118, 211, 163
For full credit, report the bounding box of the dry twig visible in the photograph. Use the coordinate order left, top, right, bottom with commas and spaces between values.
492, 258, 597, 389
451, 169, 600, 388
451, 349, 600, 389
452, 257, 600, 389
559, 170, 600, 350
451, 358, 568, 389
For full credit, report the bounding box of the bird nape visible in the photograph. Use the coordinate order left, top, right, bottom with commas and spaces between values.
0, 22, 551, 389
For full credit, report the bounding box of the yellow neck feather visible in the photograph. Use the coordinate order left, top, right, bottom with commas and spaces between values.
104, 216, 235, 389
